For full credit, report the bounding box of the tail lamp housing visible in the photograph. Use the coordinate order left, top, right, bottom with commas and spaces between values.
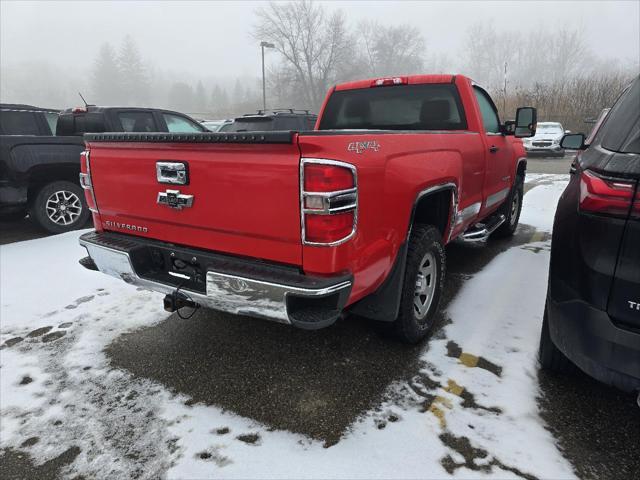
301, 159, 357, 246
579, 169, 638, 218
79, 150, 98, 213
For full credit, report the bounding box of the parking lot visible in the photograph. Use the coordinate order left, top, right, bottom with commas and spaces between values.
1, 156, 638, 480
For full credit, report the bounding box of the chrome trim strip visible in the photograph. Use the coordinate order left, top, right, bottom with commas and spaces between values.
455, 201, 481, 225
300, 158, 358, 247
485, 187, 510, 208
79, 237, 352, 324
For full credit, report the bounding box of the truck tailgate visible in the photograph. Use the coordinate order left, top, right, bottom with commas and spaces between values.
86, 133, 302, 266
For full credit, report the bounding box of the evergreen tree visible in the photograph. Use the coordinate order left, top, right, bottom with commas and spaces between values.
118, 35, 149, 106
91, 43, 122, 105
194, 81, 208, 114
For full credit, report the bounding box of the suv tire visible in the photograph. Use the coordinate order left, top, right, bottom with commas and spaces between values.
539, 303, 575, 374
31, 180, 90, 234
393, 224, 445, 343
493, 176, 524, 238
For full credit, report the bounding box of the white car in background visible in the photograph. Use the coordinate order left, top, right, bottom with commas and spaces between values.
522, 121, 567, 156
201, 119, 233, 132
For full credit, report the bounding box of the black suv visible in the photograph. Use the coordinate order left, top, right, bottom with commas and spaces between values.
539, 76, 639, 393
1, 105, 205, 234
220, 109, 317, 132
57, 106, 206, 135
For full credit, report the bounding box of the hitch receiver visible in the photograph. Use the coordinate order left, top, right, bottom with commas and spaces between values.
163, 292, 199, 313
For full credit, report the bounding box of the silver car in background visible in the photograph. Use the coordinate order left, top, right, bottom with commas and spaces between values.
522, 121, 566, 156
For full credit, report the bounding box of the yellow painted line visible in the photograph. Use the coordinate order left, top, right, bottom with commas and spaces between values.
458, 352, 479, 368
530, 231, 545, 243
429, 404, 447, 429
433, 395, 453, 409
444, 379, 465, 397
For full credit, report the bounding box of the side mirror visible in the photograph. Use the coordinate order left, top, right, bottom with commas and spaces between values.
560, 133, 586, 150
502, 120, 516, 135
515, 107, 537, 138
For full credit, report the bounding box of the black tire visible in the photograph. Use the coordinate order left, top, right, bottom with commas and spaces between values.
30, 180, 90, 234
539, 302, 575, 374
393, 224, 445, 344
493, 177, 523, 238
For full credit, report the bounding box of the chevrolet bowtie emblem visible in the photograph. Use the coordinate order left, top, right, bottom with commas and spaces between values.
157, 189, 194, 210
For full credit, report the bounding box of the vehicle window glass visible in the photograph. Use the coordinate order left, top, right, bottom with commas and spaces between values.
117, 111, 157, 132
319, 84, 467, 130
0, 111, 40, 135
71, 113, 106, 135
163, 113, 203, 133
306, 117, 317, 130
226, 118, 274, 132
596, 79, 640, 154
44, 112, 58, 135
473, 87, 500, 133
218, 122, 234, 132
274, 117, 301, 131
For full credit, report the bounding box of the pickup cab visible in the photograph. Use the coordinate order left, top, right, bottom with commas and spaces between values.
78, 74, 535, 342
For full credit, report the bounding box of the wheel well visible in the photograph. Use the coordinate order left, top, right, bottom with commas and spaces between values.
27, 166, 80, 204
517, 159, 527, 179
412, 189, 453, 238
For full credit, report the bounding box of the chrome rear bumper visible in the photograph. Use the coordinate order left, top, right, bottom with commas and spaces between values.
79, 232, 352, 328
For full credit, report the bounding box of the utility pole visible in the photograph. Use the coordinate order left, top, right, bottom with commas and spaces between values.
503, 61, 508, 115
260, 41, 275, 112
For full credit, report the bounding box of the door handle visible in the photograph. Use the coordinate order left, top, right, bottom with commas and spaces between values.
489, 145, 499, 153
157, 161, 188, 185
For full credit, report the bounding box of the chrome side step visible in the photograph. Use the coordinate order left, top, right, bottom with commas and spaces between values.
459, 214, 506, 243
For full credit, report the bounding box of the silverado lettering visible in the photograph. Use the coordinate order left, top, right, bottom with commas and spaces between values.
78, 74, 535, 343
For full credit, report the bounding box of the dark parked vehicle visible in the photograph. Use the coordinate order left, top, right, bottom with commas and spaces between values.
0, 104, 206, 233
539, 76, 640, 394
221, 109, 317, 132
0, 104, 88, 232
56, 106, 206, 136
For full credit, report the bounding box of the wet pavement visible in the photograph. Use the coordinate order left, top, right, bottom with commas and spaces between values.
2, 164, 638, 479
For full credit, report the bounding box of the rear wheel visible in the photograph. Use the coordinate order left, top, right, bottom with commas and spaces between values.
31, 180, 90, 234
493, 178, 523, 238
393, 224, 445, 343
539, 302, 575, 374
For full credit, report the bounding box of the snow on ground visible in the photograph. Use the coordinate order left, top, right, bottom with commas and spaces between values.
1, 176, 575, 479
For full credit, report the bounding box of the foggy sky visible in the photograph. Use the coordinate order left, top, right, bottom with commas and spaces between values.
1, 0, 639, 81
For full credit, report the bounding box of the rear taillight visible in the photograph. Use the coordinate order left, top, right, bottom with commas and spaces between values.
79, 150, 98, 213
579, 169, 636, 218
301, 159, 357, 245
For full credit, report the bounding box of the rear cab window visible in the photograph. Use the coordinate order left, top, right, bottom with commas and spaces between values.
0, 111, 41, 135
319, 83, 467, 130
163, 113, 204, 133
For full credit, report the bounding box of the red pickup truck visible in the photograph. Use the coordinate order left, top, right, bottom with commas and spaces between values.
78, 74, 535, 342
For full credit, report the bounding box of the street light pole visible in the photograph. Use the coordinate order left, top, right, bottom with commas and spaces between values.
260, 41, 275, 112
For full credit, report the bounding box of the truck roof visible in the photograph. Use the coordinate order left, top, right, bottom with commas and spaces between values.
334, 74, 462, 91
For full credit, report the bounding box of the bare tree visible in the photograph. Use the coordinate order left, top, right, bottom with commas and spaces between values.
356, 21, 425, 77
254, 0, 351, 109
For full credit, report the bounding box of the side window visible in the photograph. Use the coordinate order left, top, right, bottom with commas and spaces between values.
163, 114, 203, 133
44, 112, 59, 135
274, 116, 301, 131
473, 87, 501, 134
595, 80, 639, 154
0, 111, 40, 135
118, 111, 157, 132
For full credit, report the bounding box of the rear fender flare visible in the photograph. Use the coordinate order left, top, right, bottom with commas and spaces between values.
409, 182, 458, 242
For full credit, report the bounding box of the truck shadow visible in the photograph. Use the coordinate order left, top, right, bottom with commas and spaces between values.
105, 224, 542, 445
